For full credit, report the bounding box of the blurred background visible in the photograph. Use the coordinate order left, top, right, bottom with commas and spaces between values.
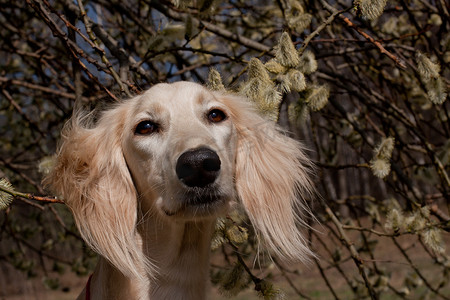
0, 0, 448, 299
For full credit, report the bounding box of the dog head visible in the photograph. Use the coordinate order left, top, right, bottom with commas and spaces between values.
45, 81, 314, 279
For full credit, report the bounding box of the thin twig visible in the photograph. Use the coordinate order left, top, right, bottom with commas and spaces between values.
392, 237, 450, 299
272, 257, 312, 299
0, 76, 92, 101
0, 184, 64, 204
299, 7, 350, 55
324, 205, 378, 300
320, 0, 407, 69
75, 0, 131, 97
150, 0, 273, 54
25, 0, 119, 101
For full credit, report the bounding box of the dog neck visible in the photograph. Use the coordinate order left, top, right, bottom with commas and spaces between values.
84, 216, 216, 300
144, 219, 216, 299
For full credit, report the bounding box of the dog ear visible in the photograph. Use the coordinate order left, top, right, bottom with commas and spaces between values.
220, 93, 315, 263
44, 104, 151, 279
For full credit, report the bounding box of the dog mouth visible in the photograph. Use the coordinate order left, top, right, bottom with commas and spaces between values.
161, 189, 227, 218
187, 190, 222, 205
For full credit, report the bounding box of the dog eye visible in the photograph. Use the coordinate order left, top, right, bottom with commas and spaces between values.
135, 121, 158, 135
207, 109, 227, 123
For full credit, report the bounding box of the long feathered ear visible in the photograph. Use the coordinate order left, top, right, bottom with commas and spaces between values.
219, 93, 315, 263
43, 104, 151, 279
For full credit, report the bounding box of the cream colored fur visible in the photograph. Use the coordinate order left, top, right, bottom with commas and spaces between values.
44, 82, 314, 300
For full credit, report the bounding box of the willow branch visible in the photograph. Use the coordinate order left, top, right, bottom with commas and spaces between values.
324, 205, 378, 300
0, 184, 64, 205
320, 0, 407, 69
26, 0, 119, 101
299, 7, 349, 55
150, 1, 273, 54
75, 0, 131, 96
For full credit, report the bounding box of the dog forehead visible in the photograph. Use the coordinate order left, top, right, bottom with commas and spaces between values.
140, 81, 211, 108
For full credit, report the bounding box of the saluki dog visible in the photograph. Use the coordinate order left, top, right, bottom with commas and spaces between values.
45, 81, 314, 299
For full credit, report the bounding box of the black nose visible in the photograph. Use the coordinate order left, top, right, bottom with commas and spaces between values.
176, 148, 221, 188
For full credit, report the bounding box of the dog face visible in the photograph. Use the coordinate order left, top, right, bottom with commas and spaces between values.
45, 81, 314, 279
122, 82, 237, 220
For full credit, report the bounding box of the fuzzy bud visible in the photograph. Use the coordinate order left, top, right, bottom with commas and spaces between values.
287, 13, 312, 34
0, 178, 14, 210
416, 52, 440, 82
257, 280, 286, 300
370, 137, 395, 178
370, 158, 391, 178
278, 74, 292, 93
265, 59, 287, 74
422, 227, 445, 254
385, 209, 403, 232
225, 225, 248, 244
288, 102, 310, 124
306, 85, 329, 111
405, 210, 427, 232
288, 70, 306, 92
171, 0, 191, 8
244, 61, 278, 116
38, 156, 55, 175
374, 137, 395, 160
289, 0, 305, 14
275, 32, 300, 68
211, 218, 226, 250
210, 234, 225, 251
219, 263, 250, 297
263, 88, 283, 121
207, 69, 225, 91
426, 77, 447, 105
355, 0, 388, 20
248, 58, 271, 82
299, 50, 318, 75
420, 206, 430, 218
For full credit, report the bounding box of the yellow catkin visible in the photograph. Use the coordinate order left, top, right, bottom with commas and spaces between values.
0, 178, 14, 210
207, 68, 225, 91
355, 0, 388, 20
275, 32, 300, 68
